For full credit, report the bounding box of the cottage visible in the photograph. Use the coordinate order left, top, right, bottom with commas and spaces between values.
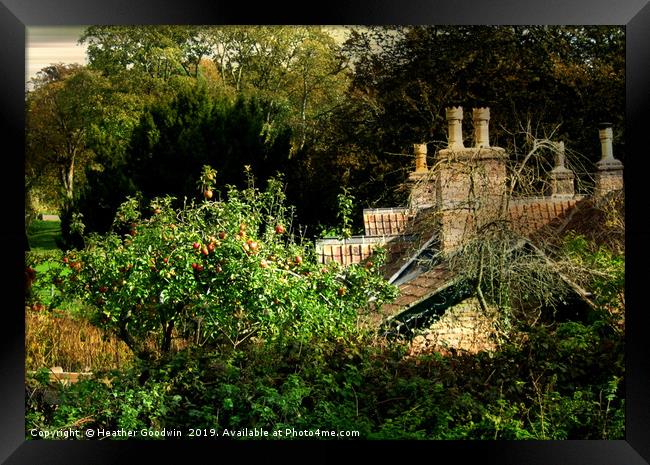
315, 107, 624, 354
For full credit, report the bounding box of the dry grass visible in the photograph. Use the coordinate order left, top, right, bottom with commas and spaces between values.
25, 309, 133, 372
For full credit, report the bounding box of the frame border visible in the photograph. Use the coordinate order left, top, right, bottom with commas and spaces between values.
2, 1, 649, 463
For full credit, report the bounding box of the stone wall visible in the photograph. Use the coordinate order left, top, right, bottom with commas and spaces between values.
409, 297, 499, 355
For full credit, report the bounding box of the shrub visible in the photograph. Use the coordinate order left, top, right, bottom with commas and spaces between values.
26, 319, 624, 440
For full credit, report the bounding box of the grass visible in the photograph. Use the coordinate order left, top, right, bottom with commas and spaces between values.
27, 219, 62, 250
26, 309, 133, 372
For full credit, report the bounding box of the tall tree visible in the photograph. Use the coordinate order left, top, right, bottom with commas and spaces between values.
79, 25, 350, 154
74, 83, 293, 235
26, 64, 104, 205
80, 26, 210, 80
204, 26, 350, 152
26, 63, 144, 208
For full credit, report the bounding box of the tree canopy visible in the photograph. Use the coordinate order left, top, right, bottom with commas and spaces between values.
26, 25, 625, 238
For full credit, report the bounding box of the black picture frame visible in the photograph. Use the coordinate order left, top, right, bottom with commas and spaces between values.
2, 1, 649, 463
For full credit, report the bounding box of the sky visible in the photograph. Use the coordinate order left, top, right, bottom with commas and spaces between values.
26, 26, 88, 86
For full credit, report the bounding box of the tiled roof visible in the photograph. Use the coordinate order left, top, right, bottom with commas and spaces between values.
363, 208, 414, 237
315, 236, 414, 267
316, 238, 377, 266
507, 197, 581, 237
536, 191, 624, 253
377, 264, 456, 323
373, 197, 584, 326
325, 196, 591, 328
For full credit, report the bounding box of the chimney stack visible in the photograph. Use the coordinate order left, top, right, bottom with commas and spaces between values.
407, 143, 434, 210
435, 106, 508, 251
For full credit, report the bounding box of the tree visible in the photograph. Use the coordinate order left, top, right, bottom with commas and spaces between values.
284, 30, 349, 153
67, 26, 356, 235
203, 26, 351, 152
26, 64, 105, 206
80, 26, 350, 152
336, 26, 624, 186
74, 82, 293, 236
48, 170, 397, 360
80, 26, 213, 82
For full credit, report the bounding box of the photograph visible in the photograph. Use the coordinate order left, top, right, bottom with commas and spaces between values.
3, 1, 650, 464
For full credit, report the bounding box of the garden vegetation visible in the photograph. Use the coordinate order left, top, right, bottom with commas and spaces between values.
25, 25, 625, 440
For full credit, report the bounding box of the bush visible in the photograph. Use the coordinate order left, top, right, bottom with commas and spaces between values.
26, 319, 624, 440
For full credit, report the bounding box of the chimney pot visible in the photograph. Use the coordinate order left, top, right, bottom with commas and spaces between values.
598, 123, 615, 162
472, 107, 490, 148
594, 123, 623, 196
446, 106, 464, 150
554, 141, 566, 169
413, 143, 428, 173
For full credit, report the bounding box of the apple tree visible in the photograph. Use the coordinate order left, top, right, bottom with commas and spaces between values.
49, 167, 397, 361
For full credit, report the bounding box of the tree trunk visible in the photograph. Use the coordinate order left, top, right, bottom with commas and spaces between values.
162, 319, 175, 354
299, 87, 308, 152
61, 155, 75, 204
118, 326, 154, 362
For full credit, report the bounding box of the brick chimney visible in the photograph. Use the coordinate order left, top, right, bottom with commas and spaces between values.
594, 123, 623, 196
434, 107, 508, 251
548, 141, 575, 198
